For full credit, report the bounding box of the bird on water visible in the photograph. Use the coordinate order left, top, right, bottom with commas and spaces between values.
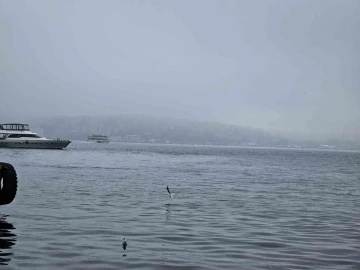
167, 186, 174, 198
123, 238, 127, 250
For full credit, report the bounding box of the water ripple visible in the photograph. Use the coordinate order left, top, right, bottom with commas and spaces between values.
1, 143, 360, 269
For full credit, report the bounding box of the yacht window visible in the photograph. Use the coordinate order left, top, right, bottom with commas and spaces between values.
7, 134, 40, 138
7, 134, 22, 138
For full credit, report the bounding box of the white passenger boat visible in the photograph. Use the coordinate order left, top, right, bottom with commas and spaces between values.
87, 134, 110, 143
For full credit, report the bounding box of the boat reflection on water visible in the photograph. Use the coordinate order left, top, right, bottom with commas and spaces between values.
0, 215, 16, 266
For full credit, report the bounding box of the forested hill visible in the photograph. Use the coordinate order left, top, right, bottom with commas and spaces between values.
28, 115, 289, 146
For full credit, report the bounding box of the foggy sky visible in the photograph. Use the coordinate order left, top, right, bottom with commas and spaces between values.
1, 0, 359, 140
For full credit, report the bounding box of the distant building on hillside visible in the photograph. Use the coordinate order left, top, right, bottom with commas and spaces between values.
125, 135, 140, 142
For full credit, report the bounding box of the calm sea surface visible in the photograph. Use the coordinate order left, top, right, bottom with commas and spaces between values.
1, 142, 360, 269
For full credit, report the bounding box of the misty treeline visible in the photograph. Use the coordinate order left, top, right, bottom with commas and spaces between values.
30, 115, 289, 146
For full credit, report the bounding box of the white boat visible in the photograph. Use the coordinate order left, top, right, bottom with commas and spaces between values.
87, 134, 110, 143
0, 123, 71, 149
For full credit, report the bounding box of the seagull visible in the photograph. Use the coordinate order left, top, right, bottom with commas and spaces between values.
122, 238, 127, 250
167, 186, 174, 198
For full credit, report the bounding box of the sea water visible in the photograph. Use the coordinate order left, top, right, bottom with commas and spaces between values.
1, 142, 359, 269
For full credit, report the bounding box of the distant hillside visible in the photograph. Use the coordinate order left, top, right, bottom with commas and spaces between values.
28, 114, 289, 146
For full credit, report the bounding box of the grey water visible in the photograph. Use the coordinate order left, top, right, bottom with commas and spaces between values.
1, 142, 360, 270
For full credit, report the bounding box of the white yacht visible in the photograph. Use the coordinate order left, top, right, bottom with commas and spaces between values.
0, 123, 71, 149
87, 134, 110, 143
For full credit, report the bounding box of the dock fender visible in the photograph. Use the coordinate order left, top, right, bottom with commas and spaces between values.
0, 163, 18, 205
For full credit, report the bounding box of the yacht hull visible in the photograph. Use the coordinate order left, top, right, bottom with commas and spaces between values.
0, 139, 71, 149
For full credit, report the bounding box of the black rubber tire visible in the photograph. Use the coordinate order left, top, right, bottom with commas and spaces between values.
0, 162, 18, 205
